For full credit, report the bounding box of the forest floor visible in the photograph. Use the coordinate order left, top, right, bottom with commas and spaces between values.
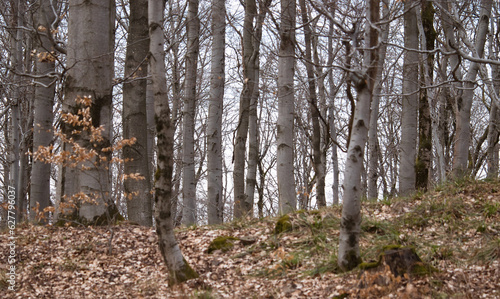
0, 179, 499, 298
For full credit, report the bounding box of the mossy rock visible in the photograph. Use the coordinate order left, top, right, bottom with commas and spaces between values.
207, 236, 239, 254
274, 214, 292, 234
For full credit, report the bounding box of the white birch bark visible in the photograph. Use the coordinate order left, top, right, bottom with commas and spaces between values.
338, 0, 379, 271
148, 0, 198, 284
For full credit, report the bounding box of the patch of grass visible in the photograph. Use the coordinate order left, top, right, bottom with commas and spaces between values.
483, 202, 499, 218
309, 253, 342, 276
474, 238, 500, 262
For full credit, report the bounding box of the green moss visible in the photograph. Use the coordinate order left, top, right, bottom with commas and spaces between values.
411, 262, 438, 276
340, 250, 362, 271
274, 214, 292, 234
206, 236, 239, 254
168, 258, 199, 285
358, 260, 380, 270
381, 244, 403, 251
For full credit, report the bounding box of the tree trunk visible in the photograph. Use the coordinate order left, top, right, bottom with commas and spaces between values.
233, 0, 257, 218
58, 0, 115, 223
277, 0, 297, 215
207, 0, 225, 225
338, 0, 379, 271
9, 0, 24, 223
326, 9, 339, 205
416, 0, 436, 191
451, 0, 492, 178
148, 0, 198, 284
123, 0, 152, 226
299, 0, 325, 208
367, 0, 389, 200
399, 0, 419, 196
487, 63, 500, 178
244, 0, 271, 217
182, 0, 200, 225
30, 0, 57, 223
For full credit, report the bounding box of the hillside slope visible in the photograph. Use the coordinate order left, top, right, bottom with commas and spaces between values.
1, 179, 499, 298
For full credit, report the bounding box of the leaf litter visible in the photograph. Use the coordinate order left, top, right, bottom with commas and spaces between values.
0, 179, 499, 298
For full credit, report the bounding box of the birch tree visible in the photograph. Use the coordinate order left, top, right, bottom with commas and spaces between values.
207, 0, 225, 224
277, 0, 297, 214
338, 0, 379, 271
123, 0, 152, 226
148, 0, 198, 284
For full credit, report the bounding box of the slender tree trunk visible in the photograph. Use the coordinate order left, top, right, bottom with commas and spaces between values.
451, 0, 492, 178
326, 10, 339, 205
277, 0, 297, 214
123, 0, 152, 226
30, 0, 57, 223
367, 0, 389, 200
416, 0, 436, 191
338, 0, 379, 271
245, 0, 271, 216
487, 63, 500, 178
207, 0, 225, 224
58, 0, 115, 223
182, 0, 200, 225
299, 0, 325, 207
233, 0, 257, 218
400, 0, 419, 196
9, 0, 24, 223
148, 0, 198, 284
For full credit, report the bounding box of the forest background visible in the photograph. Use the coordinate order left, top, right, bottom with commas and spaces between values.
0, 0, 499, 289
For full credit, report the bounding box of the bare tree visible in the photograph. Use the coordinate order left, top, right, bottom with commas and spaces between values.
234, 0, 259, 218
148, 0, 198, 284
182, 0, 200, 226
451, 0, 492, 178
415, 0, 435, 191
58, 0, 115, 223
277, 0, 297, 214
399, 0, 419, 196
338, 0, 379, 271
123, 0, 152, 226
30, 0, 58, 223
367, 0, 390, 200
207, 0, 225, 224
299, 0, 325, 207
